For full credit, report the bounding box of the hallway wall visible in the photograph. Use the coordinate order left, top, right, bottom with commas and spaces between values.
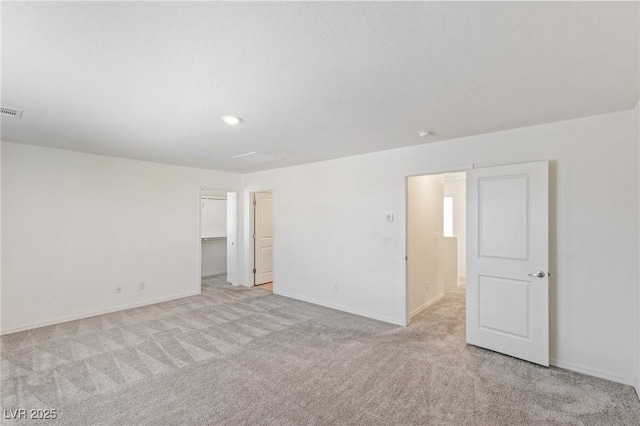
407, 175, 444, 317
444, 175, 466, 284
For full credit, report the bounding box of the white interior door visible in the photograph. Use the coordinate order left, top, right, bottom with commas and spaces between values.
466, 161, 549, 366
254, 192, 273, 285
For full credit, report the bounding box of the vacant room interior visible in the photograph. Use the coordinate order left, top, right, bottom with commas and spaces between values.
1, 1, 640, 424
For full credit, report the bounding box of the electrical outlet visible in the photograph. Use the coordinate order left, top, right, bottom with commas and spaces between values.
139, 282, 145, 290
425, 281, 429, 291
334, 285, 339, 293
116, 285, 123, 294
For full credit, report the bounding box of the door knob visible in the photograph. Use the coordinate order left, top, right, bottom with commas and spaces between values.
528, 271, 546, 278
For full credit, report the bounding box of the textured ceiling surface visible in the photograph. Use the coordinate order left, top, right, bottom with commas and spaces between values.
2, 2, 638, 173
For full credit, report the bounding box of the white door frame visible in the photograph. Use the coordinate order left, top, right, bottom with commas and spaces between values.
198, 186, 239, 288
244, 188, 275, 289
403, 165, 472, 326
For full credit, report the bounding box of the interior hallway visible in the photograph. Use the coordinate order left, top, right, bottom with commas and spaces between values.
1, 283, 639, 424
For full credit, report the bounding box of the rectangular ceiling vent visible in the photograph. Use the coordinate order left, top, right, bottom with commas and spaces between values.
1, 107, 23, 119
232, 152, 284, 164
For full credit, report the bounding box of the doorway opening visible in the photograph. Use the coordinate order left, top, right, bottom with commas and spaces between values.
200, 189, 237, 289
406, 172, 467, 324
251, 191, 274, 292
406, 161, 550, 366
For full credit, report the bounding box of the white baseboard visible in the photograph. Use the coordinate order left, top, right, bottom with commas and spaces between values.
274, 290, 405, 326
409, 293, 445, 319
1, 290, 202, 336
201, 270, 227, 278
550, 358, 636, 387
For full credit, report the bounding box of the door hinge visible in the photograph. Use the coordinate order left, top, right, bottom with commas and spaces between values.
405, 256, 408, 261
253, 268, 256, 274
253, 200, 257, 206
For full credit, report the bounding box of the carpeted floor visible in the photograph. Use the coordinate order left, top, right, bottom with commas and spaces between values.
2, 276, 640, 425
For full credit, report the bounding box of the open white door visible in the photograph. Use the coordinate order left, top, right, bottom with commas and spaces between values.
467, 161, 549, 366
253, 192, 273, 285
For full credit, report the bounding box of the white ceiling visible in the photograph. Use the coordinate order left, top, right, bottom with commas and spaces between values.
2, 2, 638, 173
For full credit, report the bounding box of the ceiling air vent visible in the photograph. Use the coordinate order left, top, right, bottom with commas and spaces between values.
232, 152, 284, 164
1, 107, 23, 119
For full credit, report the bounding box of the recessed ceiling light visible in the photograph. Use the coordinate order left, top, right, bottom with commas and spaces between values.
221, 115, 242, 125
418, 130, 433, 138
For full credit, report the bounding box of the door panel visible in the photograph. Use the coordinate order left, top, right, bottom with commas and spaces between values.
260, 247, 273, 274
254, 192, 273, 285
478, 276, 530, 339
479, 177, 528, 259
261, 198, 274, 237
467, 161, 548, 366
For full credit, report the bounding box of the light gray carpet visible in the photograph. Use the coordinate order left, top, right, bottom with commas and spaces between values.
2, 277, 639, 425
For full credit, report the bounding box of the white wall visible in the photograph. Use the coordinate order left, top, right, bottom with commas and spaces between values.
240, 110, 639, 385
635, 99, 640, 396
201, 198, 227, 238
1, 142, 240, 333
407, 175, 444, 318
0, 142, 2, 332
201, 240, 227, 277
226, 191, 238, 284
444, 176, 466, 283
443, 237, 458, 293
